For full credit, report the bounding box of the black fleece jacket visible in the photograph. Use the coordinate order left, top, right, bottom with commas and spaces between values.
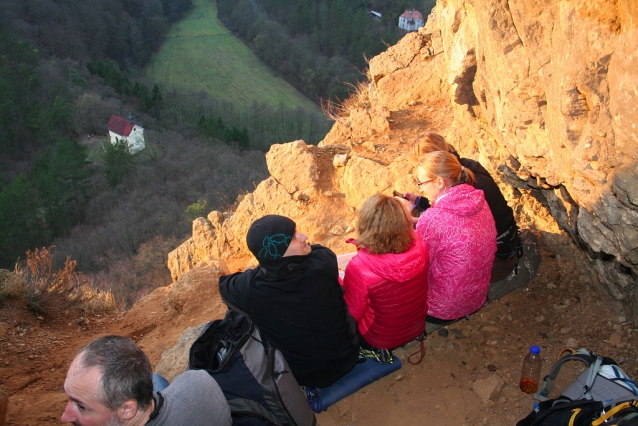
219, 245, 359, 388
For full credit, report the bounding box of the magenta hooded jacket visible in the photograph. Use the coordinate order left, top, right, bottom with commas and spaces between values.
416, 184, 496, 320
342, 237, 429, 349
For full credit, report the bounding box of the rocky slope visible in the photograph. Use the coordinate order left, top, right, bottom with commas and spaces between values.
3, 1, 638, 425
361, 0, 638, 323
169, 0, 637, 324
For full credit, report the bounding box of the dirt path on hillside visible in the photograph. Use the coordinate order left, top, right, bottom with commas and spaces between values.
1, 101, 635, 425
0, 304, 123, 424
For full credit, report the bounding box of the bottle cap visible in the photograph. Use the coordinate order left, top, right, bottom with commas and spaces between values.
530, 345, 541, 354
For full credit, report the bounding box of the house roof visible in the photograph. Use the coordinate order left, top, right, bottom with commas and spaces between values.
107, 114, 140, 136
400, 9, 423, 21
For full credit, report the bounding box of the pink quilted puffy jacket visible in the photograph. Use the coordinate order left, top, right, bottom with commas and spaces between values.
342, 237, 429, 349
416, 184, 496, 320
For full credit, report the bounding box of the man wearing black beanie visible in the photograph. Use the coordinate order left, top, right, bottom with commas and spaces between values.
219, 215, 360, 388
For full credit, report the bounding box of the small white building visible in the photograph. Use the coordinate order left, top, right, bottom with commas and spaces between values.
107, 114, 145, 153
398, 9, 424, 32
368, 10, 382, 20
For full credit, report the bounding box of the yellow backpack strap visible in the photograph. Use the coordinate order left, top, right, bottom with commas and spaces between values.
591, 400, 638, 426
568, 408, 581, 426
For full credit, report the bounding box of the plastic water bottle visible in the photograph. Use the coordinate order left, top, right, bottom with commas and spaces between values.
519, 345, 542, 394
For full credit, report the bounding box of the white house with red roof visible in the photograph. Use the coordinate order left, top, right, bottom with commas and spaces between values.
106, 114, 145, 153
398, 9, 424, 32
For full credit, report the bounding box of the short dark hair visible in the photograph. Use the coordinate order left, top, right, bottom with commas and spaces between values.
79, 335, 153, 411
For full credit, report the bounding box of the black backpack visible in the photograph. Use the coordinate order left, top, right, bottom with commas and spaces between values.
517, 348, 638, 426
188, 310, 316, 426
517, 398, 638, 426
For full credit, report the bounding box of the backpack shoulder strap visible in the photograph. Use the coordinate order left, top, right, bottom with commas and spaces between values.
592, 400, 638, 426
583, 355, 604, 399
534, 349, 598, 401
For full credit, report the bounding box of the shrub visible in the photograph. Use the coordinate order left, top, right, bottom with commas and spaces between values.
11, 246, 117, 316
321, 80, 371, 122
185, 199, 209, 222
0, 269, 28, 301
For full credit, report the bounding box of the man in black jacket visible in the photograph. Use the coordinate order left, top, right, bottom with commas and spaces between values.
219, 215, 359, 389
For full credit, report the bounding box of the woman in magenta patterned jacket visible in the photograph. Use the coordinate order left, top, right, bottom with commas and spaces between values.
342, 194, 429, 350
415, 151, 497, 323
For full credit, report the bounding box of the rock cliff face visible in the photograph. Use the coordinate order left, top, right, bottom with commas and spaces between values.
167, 141, 359, 278
169, 0, 638, 323
363, 0, 638, 323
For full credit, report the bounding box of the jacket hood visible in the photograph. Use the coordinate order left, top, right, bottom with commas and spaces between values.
254, 244, 327, 279
432, 184, 487, 217
354, 238, 426, 282
220, 255, 308, 289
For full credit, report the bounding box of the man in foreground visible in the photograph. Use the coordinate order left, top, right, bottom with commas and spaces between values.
219, 214, 359, 389
61, 335, 231, 426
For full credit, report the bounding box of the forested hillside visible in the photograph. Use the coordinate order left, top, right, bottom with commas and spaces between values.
1, 0, 192, 67
0, 0, 434, 308
0, 0, 274, 306
0, 0, 198, 174
217, 0, 435, 100
0, 26, 270, 306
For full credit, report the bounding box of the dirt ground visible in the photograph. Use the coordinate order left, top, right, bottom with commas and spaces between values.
1, 102, 635, 425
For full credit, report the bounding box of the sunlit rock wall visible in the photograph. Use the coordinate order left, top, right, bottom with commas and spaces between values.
368, 0, 638, 321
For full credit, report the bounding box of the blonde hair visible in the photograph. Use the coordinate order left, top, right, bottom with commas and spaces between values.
418, 151, 475, 186
356, 194, 414, 255
410, 132, 454, 161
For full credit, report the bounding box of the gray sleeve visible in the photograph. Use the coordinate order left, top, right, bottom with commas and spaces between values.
148, 370, 232, 426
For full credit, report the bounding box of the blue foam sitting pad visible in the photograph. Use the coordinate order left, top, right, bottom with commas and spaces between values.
306, 356, 403, 412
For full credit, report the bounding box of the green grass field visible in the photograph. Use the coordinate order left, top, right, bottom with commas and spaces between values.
147, 0, 322, 114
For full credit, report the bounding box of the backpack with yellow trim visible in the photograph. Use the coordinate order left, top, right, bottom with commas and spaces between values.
517, 348, 638, 426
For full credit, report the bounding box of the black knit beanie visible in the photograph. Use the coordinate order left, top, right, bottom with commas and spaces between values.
246, 215, 296, 261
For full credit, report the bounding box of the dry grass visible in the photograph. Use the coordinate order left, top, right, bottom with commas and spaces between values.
320, 80, 372, 122
78, 285, 117, 313
1, 247, 118, 316
0, 269, 28, 299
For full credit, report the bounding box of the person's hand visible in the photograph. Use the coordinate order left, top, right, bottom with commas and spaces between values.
404, 192, 418, 204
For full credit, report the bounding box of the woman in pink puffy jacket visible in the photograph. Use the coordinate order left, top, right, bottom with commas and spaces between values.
415, 151, 496, 325
342, 194, 429, 350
